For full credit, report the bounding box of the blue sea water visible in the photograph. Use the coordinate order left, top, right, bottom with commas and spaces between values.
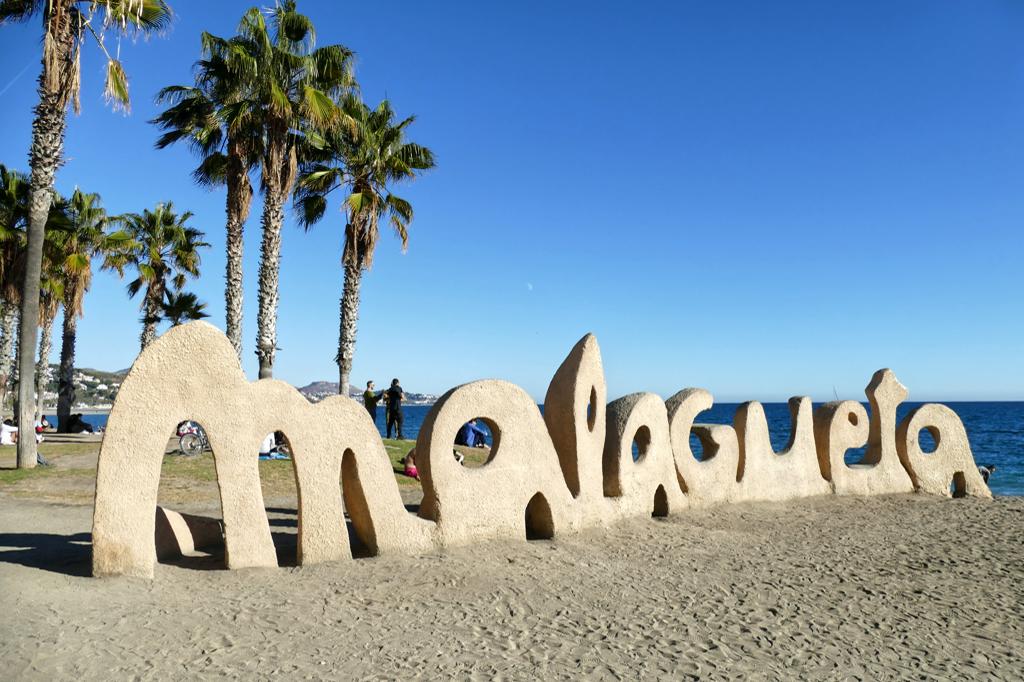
56, 400, 1023, 496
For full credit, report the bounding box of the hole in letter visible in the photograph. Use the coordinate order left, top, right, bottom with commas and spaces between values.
525, 492, 554, 540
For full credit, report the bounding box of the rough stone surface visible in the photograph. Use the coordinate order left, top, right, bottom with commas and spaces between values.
812, 370, 915, 496
92, 325, 992, 579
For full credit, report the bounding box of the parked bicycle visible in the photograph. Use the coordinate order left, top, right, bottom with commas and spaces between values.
176, 420, 209, 455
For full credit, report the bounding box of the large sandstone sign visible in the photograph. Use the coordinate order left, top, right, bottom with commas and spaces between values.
92, 322, 991, 579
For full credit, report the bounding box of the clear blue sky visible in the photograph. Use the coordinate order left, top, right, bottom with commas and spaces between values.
1, 1, 1022, 403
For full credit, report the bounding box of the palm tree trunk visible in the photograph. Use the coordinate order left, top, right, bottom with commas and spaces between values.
18, 4, 74, 468
255, 194, 283, 379
57, 300, 77, 433
224, 138, 252, 364
337, 255, 364, 400
35, 312, 55, 419
11, 310, 21, 412
255, 122, 292, 380
140, 283, 162, 351
0, 301, 17, 410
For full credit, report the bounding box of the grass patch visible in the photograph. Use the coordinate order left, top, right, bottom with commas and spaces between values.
384, 439, 490, 485
0, 466, 94, 485
0, 437, 494, 503
38, 442, 105, 457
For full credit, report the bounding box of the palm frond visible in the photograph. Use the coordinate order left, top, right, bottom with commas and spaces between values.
103, 58, 131, 113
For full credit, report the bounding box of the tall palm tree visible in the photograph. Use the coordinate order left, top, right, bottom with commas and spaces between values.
104, 202, 208, 350
162, 290, 209, 326
0, 164, 31, 408
0, 164, 68, 411
0, 0, 174, 467
295, 99, 436, 398
209, 0, 357, 378
151, 47, 259, 363
53, 189, 110, 431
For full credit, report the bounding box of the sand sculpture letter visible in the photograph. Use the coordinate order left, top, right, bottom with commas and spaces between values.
603, 393, 686, 517
896, 404, 992, 498
417, 380, 578, 546
811, 370, 915, 496
732, 398, 831, 502
666, 388, 742, 508
543, 334, 609, 525
812, 400, 870, 491
92, 325, 991, 580
93, 322, 434, 579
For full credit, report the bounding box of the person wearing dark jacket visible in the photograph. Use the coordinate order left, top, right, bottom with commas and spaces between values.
386, 379, 406, 440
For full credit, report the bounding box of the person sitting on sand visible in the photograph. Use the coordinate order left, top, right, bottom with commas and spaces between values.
0, 421, 46, 448
455, 419, 489, 449
1, 421, 18, 445
978, 464, 996, 484
67, 414, 94, 434
403, 448, 419, 481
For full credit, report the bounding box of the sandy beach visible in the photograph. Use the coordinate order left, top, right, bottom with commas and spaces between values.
2, 465, 1023, 681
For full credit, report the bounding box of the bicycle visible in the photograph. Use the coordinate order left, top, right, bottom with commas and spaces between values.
176, 421, 209, 456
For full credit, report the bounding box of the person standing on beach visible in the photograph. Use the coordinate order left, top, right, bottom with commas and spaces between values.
386, 378, 406, 440
363, 381, 385, 424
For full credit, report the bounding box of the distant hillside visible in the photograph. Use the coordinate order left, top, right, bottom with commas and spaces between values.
33, 366, 125, 409
297, 381, 439, 406
29, 369, 439, 410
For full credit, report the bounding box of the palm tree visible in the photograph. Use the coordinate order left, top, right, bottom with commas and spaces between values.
104, 202, 209, 350
0, 164, 31, 408
0, 164, 68, 411
0, 0, 174, 467
209, 0, 357, 379
295, 99, 436, 398
53, 189, 110, 432
151, 47, 259, 363
162, 290, 209, 326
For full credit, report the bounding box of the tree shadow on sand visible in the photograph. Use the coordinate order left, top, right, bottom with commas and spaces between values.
0, 531, 93, 577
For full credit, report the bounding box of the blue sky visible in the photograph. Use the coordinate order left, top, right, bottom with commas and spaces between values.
1, 0, 1022, 403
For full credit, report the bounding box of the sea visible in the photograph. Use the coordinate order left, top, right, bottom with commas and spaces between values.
53, 400, 1023, 497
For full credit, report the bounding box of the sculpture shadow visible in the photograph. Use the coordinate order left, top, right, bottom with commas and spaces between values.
0, 531, 92, 577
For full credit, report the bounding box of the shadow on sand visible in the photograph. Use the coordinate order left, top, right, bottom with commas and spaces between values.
0, 531, 93, 577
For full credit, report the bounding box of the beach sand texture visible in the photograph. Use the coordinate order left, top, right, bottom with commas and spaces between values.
3, 491, 1023, 680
